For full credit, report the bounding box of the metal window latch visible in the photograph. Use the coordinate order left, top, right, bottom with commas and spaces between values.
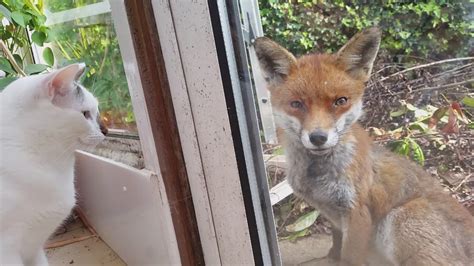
247, 12, 256, 45
242, 12, 257, 46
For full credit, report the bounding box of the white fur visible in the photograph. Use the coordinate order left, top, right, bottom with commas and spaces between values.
301, 128, 339, 152
301, 129, 313, 148
273, 109, 302, 136
284, 100, 363, 152
0, 64, 104, 265
374, 209, 398, 265
336, 100, 363, 134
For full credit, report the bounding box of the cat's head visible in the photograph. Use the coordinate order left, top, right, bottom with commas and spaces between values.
2, 63, 107, 146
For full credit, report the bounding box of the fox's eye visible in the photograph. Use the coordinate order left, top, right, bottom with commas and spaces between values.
290, 100, 304, 109
82, 111, 92, 119
334, 97, 348, 106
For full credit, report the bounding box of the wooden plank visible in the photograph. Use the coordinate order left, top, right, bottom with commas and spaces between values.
123, 1, 204, 264
150, 0, 221, 264
263, 155, 294, 205
270, 180, 293, 206
164, 0, 255, 264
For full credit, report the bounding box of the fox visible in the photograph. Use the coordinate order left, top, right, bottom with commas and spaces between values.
254, 27, 473, 265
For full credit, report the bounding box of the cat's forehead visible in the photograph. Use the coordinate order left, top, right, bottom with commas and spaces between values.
74, 83, 98, 109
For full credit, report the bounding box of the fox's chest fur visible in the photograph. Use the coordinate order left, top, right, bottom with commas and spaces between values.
285, 135, 357, 228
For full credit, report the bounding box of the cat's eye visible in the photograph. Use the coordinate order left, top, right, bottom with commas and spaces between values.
290, 100, 304, 109
334, 97, 348, 106
82, 111, 92, 120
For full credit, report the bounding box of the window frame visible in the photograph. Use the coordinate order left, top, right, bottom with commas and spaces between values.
28, 0, 281, 264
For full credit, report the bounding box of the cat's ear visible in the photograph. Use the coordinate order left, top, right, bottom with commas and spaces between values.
46, 63, 86, 99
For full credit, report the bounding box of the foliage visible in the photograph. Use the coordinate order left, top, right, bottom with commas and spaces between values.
0, 0, 135, 129
0, 0, 54, 88
285, 209, 319, 233
258, 0, 473, 59
261, 1, 473, 241
45, 0, 134, 129
369, 99, 472, 165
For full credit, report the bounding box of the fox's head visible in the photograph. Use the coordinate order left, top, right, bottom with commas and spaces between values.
255, 27, 381, 155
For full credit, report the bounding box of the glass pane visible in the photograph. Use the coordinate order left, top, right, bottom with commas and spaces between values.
45, 0, 136, 132
27, 0, 144, 169
232, 1, 473, 264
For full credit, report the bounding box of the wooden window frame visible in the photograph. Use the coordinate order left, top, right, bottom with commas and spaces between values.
77, 0, 280, 264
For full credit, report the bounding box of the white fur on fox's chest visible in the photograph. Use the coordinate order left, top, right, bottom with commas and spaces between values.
0, 157, 76, 255
284, 144, 356, 228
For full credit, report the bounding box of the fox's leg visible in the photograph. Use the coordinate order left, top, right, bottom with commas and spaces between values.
327, 227, 342, 260
339, 205, 372, 266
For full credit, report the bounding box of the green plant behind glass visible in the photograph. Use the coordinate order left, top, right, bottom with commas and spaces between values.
47, 14, 135, 129
0, 0, 55, 88
259, 0, 473, 59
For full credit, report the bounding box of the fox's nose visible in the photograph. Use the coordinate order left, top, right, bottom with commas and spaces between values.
309, 131, 328, 146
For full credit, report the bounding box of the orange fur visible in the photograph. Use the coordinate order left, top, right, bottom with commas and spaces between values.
255, 28, 473, 265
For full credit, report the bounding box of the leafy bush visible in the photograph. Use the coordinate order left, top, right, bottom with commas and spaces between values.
0, 0, 54, 88
1, 0, 135, 130
259, 0, 473, 59
46, 0, 135, 129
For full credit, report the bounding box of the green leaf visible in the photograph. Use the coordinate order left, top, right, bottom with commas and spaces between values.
0, 77, 18, 91
413, 108, 429, 119
274, 146, 285, 155
0, 5, 12, 22
24, 64, 49, 75
429, 107, 449, 128
42, 47, 54, 66
34, 14, 47, 26
409, 122, 428, 133
12, 54, 23, 69
0, 57, 15, 74
462, 97, 474, 108
408, 138, 425, 165
288, 228, 310, 242
405, 103, 418, 111
11, 11, 31, 28
399, 31, 411, 39
31, 31, 46, 46
286, 210, 319, 233
393, 140, 410, 156
390, 107, 407, 117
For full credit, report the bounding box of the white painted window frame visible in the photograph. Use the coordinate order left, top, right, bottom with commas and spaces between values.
28, 1, 183, 264
149, 1, 256, 264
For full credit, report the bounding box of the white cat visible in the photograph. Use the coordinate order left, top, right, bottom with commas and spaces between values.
0, 63, 107, 265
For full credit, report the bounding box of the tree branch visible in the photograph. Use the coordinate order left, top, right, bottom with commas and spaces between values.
379, 57, 474, 82
0, 40, 26, 76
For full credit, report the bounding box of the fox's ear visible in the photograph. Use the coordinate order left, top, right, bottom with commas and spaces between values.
336, 27, 381, 81
254, 37, 296, 84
